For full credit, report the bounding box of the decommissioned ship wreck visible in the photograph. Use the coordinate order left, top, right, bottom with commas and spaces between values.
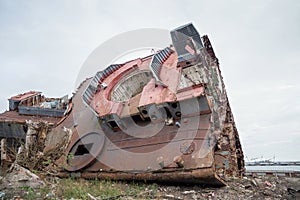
0, 23, 244, 185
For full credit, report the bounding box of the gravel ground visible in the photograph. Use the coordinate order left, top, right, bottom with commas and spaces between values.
151, 176, 300, 200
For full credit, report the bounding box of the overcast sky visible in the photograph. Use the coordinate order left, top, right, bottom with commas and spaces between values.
0, 0, 299, 161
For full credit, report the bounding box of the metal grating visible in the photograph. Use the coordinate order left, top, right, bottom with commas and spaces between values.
83, 64, 122, 105
111, 71, 152, 102
170, 23, 203, 63
150, 47, 173, 84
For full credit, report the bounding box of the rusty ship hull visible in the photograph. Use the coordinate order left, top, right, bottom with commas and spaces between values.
44, 23, 244, 185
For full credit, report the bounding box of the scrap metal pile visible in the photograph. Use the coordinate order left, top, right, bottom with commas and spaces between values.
0, 23, 244, 186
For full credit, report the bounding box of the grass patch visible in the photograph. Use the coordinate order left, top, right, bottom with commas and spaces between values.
55, 178, 157, 199
18, 185, 51, 200
5, 178, 158, 199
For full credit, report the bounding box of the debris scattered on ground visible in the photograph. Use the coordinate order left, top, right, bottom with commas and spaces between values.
0, 163, 45, 190
0, 191, 5, 198
0, 174, 299, 199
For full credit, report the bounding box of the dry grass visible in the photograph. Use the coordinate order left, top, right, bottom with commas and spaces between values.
15, 121, 70, 172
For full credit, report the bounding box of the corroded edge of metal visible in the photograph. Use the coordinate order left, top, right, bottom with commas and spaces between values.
58, 167, 226, 186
